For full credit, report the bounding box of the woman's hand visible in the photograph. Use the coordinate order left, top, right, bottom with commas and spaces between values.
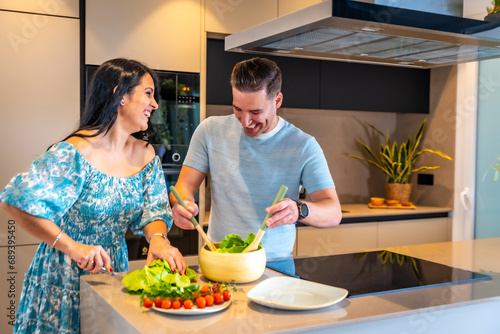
68, 242, 113, 274
146, 237, 186, 274
0, 204, 114, 274
171, 200, 198, 230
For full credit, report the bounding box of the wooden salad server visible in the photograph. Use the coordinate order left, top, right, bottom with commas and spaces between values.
169, 186, 217, 252
242, 185, 288, 253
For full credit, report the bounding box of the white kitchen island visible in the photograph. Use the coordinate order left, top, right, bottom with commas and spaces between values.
80, 238, 500, 333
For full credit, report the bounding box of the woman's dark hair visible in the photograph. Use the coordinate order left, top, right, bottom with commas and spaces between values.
230, 57, 282, 98
65, 58, 159, 143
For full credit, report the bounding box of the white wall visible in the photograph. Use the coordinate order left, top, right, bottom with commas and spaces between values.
463, 0, 491, 19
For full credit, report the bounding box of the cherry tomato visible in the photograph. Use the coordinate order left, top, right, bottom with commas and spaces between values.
213, 292, 224, 305
183, 299, 194, 310
172, 300, 182, 309
196, 296, 206, 309
204, 294, 214, 306
212, 283, 222, 293
193, 291, 200, 299
200, 285, 210, 294
223, 290, 232, 301
154, 296, 163, 308
161, 299, 172, 309
143, 297, 153, 309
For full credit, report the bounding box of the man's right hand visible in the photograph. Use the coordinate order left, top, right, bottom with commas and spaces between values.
172, 200, 199, 230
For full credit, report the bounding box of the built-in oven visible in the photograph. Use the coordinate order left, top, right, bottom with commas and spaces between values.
85, 66, 200, 259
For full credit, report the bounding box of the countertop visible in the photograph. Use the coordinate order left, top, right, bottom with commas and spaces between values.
81, 238, 500, 333
338, 203, 451, 224
204, 204, 452, 226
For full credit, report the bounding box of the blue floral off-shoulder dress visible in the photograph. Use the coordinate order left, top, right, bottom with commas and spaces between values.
0, 141, 172, 333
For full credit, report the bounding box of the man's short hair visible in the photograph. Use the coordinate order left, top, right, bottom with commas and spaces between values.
230, 57, 282, 98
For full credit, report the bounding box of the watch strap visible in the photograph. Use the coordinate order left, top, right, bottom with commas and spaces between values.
147, 233, 170, 244
293, 199, 308, 220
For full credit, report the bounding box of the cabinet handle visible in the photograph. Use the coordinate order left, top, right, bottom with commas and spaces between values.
460, 187, 470, 210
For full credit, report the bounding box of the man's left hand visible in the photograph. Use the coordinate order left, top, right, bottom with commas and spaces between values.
264, 198, 299, 229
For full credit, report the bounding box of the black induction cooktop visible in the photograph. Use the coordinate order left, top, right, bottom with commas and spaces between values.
266, 251, 491, 298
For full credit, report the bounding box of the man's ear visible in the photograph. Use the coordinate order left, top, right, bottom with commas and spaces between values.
275, 92, 283, 109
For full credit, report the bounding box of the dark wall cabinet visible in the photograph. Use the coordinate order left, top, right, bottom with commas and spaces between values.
207, 38, 321, 109
207, 38, 430, 113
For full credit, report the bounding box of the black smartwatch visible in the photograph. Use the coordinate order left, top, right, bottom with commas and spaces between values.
294, 199, 309, 220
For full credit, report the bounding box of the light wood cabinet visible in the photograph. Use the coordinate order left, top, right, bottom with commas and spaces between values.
278, 0, 323, 16
0, 10, 80, 198
0, 10, 80, 334
204, 0, 324, 34
205, 0, 277, 34
377, 218, 451, 248
0, 0, 79, 17
296, 223, 378, 256
86, 0, 201, 73
204, 0, 323, 34
296, 218, 451, 256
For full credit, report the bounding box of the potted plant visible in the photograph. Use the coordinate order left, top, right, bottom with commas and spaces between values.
349, 119, 452, 202
484, 156, 500, 181
485, 0, 500, 22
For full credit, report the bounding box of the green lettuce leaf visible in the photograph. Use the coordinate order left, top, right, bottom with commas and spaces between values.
122, 259, 196, 293
121, 268, 149, 292
216, 233, 262, 253
245, 233, 256, 245
218, 233, 245, 248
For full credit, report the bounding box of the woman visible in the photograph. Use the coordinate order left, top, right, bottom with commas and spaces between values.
0, 58, 185, 333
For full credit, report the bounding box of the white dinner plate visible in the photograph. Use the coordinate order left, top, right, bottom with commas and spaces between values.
247, 276, 348, 310
151, 298, 231, 316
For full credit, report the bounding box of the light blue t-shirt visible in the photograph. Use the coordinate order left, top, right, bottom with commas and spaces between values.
184, 115, 335, 259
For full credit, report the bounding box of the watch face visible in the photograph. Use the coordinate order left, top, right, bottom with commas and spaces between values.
301, 203, 309, 218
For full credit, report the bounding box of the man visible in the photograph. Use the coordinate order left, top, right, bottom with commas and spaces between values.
171, 57, 341, 259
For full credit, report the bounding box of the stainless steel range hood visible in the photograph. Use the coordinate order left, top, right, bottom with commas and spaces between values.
225, 0, 500, 68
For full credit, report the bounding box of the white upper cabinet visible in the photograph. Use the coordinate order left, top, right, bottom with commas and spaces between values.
0, 10, 80, 242
205, 0, 278, 34
0, 0, 79, 17
86, 0, 201, 73
278, 0, 323, 16
205, 0, 323, 34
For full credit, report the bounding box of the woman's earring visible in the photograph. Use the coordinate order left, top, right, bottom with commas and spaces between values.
120, 99, 125, 106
